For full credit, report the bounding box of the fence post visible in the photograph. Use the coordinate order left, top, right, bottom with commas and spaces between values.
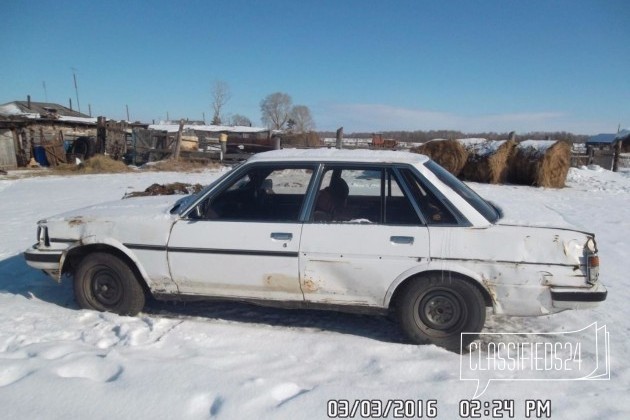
172, 120, 184, 160
219, 133, 228, 161
336, 127, 343, 149
612, 139, 622, 172
97, 116, 106, 154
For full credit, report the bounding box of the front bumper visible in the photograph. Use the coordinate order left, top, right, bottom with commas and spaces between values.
24, 244, 62, 271
551, 283, 607, 310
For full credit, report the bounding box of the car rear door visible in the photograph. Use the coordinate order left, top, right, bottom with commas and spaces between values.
298, 165, 431, 308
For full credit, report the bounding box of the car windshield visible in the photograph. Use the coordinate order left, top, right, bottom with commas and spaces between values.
424, 160, 501, 223
170, 171, 231, 215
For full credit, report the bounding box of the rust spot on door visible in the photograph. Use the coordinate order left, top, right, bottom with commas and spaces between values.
264, 273, 301, 292
302, 277, 319, 292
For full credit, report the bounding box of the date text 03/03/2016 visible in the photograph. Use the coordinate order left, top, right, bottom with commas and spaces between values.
327, 399, 437, 418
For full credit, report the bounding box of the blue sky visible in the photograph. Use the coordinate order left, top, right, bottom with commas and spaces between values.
1, 0, 628, 134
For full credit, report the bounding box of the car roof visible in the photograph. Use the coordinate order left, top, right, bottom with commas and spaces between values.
248, 148, 430, 165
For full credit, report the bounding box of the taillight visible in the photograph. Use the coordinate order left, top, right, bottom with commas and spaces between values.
587, 253, 599, 285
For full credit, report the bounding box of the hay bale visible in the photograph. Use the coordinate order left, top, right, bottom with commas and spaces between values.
459, 139, 517, 184
411, 139, 468, 175
508, 140, 571, 188
54, 155, 130, 174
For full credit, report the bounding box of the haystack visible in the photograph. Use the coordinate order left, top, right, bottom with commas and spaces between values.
459, 139, 517, 184
53, 155, 130, 174
508, 140, 571, 188
411, 139, 468, 175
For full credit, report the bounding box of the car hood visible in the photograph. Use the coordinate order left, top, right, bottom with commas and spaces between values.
41, 195, 182, 246
44, 195, 180, 224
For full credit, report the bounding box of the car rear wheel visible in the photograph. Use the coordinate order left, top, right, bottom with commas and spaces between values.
74, 252, 145, 315
396, 274, 485, 351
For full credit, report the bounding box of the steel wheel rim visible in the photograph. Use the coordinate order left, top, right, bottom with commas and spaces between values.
418, 290, 463, 331
91, 267, 123, 307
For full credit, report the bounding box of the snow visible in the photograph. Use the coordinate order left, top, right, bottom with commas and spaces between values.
0, 103, 39, 119
57, 116, 98, 124
0, 104, 97, 124
0, 103, 24, 116
1, 166, 629, 419
251, 148, 429, 164
517, 139, 558, 155
148, 123, 268, 134
458, 138, 506, 157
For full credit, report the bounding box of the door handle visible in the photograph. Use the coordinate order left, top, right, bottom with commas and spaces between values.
271, 232, 293, 241
390, 236, 414, 245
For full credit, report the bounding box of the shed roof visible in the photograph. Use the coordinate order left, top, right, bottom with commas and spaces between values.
586, 133, 617, 145
0, 101, 90, 118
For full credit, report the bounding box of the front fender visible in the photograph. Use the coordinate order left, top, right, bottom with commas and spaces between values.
61, 236, 177, 295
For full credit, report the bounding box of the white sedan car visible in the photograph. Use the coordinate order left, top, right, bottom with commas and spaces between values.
24, 149, 606, 350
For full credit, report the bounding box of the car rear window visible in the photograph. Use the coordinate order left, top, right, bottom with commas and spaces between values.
425, 160, 501, 223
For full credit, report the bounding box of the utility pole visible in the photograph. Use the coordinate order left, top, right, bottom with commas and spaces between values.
126, 105, 130, 121
71, 68, 81, 113
42, 81, 48, 102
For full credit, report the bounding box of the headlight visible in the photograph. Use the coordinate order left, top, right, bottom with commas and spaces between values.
37, 225, 50, 247
586, 238, 597, 253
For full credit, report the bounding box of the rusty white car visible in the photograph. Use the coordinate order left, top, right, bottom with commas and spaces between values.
24, 149, 606, 350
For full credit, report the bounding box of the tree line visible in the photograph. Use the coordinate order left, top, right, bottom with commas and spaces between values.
210, 81, 588, 143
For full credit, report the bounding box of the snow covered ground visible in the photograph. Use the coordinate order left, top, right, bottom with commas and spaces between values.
0, 165, 628, 419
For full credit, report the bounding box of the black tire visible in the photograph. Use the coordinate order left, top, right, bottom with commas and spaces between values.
72, 137, 96, 160
74, 252, 145, 315
396, 274, 485, 351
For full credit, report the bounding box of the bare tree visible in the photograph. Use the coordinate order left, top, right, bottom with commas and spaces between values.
230, 114, 252, 127
290, 105, 315, 133
211, 81, 231, 125
260, 92, 292, 130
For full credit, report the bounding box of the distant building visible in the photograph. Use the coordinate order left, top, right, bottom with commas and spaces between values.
586, 131, 630, 151
0, 98, 97, 170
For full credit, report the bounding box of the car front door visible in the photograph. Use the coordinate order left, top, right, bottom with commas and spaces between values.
298, 165, 431, 308
167, 164, 316, 301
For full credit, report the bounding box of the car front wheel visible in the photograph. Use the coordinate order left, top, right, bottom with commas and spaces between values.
74, 252, 145, 315
396, 274, 486, 351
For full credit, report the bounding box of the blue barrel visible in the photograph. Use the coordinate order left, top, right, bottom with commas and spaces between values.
33, 146, 50, 166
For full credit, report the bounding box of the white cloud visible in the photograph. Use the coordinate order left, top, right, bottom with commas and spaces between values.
316, 103, 611, 134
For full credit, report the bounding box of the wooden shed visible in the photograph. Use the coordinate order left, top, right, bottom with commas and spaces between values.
0, 99, 97, 169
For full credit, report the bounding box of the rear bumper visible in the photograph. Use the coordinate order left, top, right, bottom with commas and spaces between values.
551, 283, 607, 310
